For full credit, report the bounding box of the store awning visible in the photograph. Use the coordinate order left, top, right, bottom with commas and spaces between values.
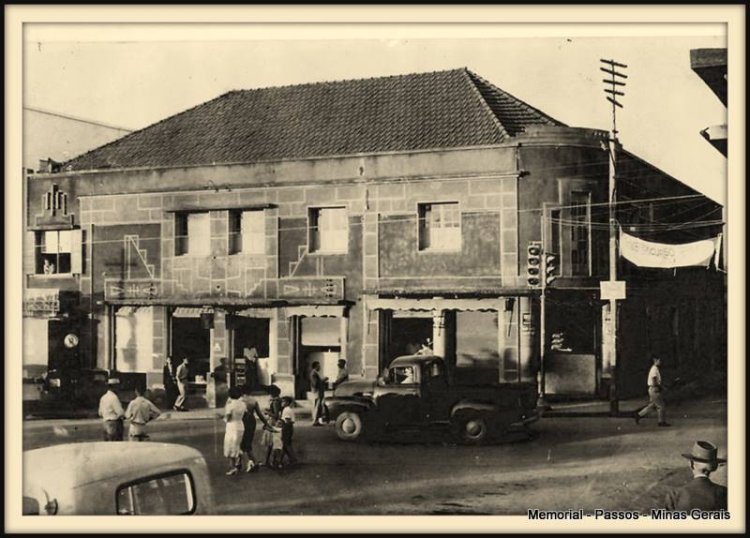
367, 298, 507, 312
172, 307, 203, 318
285, 305, 345, 318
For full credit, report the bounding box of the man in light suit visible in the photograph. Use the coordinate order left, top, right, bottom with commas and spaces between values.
665, 441, 727, 510
173, 357, 190, 411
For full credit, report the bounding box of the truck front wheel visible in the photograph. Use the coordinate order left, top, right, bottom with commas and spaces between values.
335, 411, 364, 441
452, 412, 489, 445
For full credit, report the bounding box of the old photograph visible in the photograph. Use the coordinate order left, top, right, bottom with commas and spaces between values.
6, 5, 744, 534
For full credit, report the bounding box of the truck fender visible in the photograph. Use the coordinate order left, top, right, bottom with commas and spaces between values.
325, 398, 373, 420
450, 400, 499, 418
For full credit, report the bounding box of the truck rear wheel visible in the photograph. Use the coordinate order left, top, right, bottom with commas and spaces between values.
335, 411, 364, 441
452, 412, 489, 445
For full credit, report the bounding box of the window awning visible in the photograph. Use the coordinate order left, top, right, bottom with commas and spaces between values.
172, 307, 203, 318
285, 305, 345, 318
367, 298, 507, 312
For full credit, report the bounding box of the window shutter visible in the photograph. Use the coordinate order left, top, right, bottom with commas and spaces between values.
70, 228, 84, 274
24, 231, 37, 275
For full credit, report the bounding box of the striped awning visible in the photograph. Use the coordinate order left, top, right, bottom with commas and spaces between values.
285, 305, 345, 318
172, 307, 203, 318
367, 298, 507, 312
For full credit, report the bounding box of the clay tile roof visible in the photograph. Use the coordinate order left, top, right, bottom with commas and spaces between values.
64, 68, 565, 171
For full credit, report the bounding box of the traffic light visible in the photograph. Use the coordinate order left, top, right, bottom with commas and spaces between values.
550, 332, 565, 351
543, 252, 558, 286
526, 241, 542, 287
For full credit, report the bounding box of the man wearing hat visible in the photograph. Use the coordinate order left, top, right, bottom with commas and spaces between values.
98, 377, 125, 441
665, 441, 727, 510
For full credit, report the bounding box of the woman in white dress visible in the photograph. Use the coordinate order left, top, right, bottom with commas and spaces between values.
223, 386, 247, 476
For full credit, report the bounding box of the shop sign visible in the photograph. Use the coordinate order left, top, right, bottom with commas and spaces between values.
105, 279, 160, 300
600, 280, 626, 301
23, 289, 61, 317
278, 277, 344, 300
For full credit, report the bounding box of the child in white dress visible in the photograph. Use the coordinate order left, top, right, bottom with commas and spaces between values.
223, 386, 247, 476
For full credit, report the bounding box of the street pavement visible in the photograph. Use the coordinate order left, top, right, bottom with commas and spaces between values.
22, 397, 728, 515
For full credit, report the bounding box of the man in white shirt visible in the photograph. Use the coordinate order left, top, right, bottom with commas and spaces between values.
98, 378, 125, 441
125, 386, 161, 441
634, 356, 670, 426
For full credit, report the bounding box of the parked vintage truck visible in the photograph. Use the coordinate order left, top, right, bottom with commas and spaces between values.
326, 355, 540, 444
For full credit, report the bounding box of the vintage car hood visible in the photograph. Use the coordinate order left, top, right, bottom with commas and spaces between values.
333, 379, 376, 398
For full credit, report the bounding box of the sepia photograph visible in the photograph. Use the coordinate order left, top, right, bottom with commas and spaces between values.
5, 5, 745, 534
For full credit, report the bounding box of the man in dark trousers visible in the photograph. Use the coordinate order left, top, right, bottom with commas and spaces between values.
665, 441, 727, 510
310, 361, 329, 426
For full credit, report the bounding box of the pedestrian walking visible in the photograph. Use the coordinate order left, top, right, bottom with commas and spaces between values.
280, 396, 298, 466
98, 378, 125, 441
665, 441, 727, 510
223, 386, 247, 476
174, 357, 190, 411
125, 386, 161, 441
310, 361, 329, 426
239, 386, 272, 473
634, 355, 670, 426
332, 359, 349, 389
162, 356, 178, 409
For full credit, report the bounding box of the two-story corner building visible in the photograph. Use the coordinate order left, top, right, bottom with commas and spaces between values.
23, 68, 725, 405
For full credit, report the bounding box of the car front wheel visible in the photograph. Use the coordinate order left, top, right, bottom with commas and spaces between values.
335, 411, 365, 441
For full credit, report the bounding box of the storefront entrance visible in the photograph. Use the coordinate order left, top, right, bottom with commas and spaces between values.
382, 311, 433, 369
230, 316, 270, 389
294, 316, 341, 400
170, 308, 211, 381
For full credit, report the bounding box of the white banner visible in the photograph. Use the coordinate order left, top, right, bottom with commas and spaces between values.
620, 231, 720, 268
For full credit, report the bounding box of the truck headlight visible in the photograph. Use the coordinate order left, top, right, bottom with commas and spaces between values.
49, 379, 61, 388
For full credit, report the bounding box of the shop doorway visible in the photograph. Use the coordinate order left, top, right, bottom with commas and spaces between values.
385, 312, 433, 368
170, 312, 211, 381
294, 317, 341, 400
231, 316, 270, 389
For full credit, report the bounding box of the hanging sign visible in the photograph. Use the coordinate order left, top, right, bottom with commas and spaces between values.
619, 231, 720, 269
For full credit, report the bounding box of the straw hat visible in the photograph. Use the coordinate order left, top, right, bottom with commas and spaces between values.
681, 441, 726, 466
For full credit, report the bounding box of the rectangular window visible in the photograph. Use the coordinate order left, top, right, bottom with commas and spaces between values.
36, 229, 78, 275
229, 210, 266, 255
175, 212, 210, 256
116, 471, 196, 515
418, 202, 461, 251
309, 207, 348, 253
569, 192, 591, 276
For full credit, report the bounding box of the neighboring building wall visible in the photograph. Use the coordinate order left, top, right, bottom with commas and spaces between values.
23, 107, 132, 172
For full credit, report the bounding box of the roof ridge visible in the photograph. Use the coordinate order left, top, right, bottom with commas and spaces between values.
62, 91, 240, 167
465, 69, 566, 129
232, 67, 469, 95
459, 68, 510, 140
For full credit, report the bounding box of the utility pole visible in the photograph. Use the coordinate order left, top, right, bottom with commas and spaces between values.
600, 58, 627, 415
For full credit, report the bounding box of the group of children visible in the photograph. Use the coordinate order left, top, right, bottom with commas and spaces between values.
223, 384, 297, 476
